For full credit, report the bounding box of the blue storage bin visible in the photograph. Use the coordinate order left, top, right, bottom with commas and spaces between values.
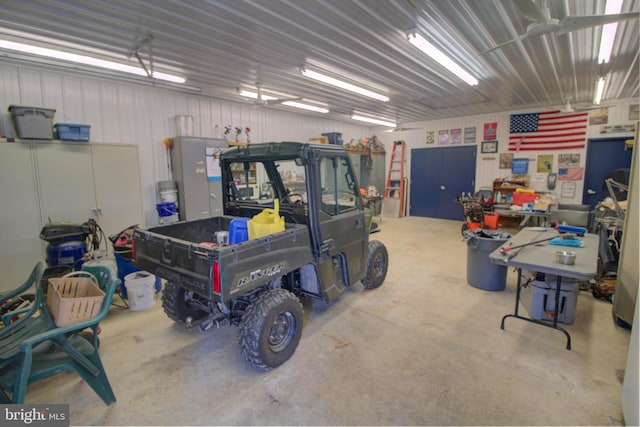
54, 123, 91, 141
114, 252, 161, 298
229, 217, 250, 244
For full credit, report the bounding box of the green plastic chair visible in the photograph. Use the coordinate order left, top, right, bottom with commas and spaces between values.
0, 263, 119, 405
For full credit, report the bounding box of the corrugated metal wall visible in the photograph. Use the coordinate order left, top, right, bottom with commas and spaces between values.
378, 99, 637, 208
1, 61, 636, 224
0, 61, 373, 226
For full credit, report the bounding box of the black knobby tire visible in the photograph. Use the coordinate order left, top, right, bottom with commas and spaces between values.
238, 289, 303, 371
161, 282, 207, 323
361, 240, 388, 290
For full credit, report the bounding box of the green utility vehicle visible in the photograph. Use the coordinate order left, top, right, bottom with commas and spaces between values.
132, 141, 388, 370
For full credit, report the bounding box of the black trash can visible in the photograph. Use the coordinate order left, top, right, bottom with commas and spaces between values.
464, 229, 511, 291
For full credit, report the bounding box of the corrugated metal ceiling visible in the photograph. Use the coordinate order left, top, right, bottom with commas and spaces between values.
0, 0, 638, 125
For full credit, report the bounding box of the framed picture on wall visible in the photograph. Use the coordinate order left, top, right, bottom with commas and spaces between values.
481, 140, 498, 153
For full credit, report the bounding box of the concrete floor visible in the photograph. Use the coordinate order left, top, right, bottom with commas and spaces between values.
25, 217, 631, 426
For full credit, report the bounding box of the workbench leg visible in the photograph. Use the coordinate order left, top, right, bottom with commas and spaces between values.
552, 275, 572, 350
501, 268, 522, 330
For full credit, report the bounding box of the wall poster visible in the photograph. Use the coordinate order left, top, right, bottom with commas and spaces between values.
483, 122, 497, 140
499, 153, 514, 169
558, 153, 580, 167
464, 127, 476, 144
481, 140, 498, 153
558, 167, 584, 181
537, 154, 553, 172
426, 131, 435, 144
438, 130, 449, 145
450, 128, 462, 144
561, 181, 576, 198
589, 107, 609, 125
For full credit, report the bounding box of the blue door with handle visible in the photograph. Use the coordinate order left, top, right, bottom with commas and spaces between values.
583, 137, 633, 209
410, 146, 476, 220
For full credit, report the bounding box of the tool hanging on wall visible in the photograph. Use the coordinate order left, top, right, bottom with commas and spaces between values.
164, 138, 173, 179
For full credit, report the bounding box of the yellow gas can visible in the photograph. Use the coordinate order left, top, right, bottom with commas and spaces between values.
248, 199, 285, 239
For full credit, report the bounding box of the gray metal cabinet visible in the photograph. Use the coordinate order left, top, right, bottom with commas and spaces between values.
171, 137, 227, 220
35, 142, 143, 235
0, 142, 42, 289
0, 141, 144, 290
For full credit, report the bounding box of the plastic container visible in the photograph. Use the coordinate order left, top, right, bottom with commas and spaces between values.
521, 276, 579, 324
157, 180, 179, 209
483, 212, 499, 230
512, 192, 539, 206
124, 271, 156, 311
248, 199, 285, 239
53, 123, 90, 141
321, 132, 343, 145
464, 229, 511, 291
47, 271, 105, 326
156, 202, 176, 217
8, 105, 56, 139
156, 202, 178, 224
40, 265, 73, 294
229, 217, 250, 244
114, 253, 162, 298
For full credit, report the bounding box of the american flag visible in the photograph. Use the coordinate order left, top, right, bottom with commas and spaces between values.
558, 167, 584, 181
508, 110, 588, 151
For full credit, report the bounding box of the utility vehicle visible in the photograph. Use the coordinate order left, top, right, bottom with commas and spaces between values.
133, 141, 388, 370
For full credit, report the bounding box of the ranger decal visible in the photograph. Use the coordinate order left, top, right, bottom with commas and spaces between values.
235, 261, 286, 289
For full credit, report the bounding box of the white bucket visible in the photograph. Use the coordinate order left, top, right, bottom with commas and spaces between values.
157, 181, 179, 210
124, 271, 156, 311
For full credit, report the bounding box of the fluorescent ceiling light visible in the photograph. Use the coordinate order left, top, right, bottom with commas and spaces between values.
281, 101, 329, 113
598, 0, 624, 64
407, 31, 478, 86
593, 76, 605, 105
0, 39, 185, 83
239, 89, 328, 113
239, 90, 277, 101
351, 114, 396, 127
300, 68, 389, 102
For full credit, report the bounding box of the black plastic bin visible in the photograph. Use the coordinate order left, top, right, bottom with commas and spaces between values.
464, 229, 511, 291
40, 265, 73, 294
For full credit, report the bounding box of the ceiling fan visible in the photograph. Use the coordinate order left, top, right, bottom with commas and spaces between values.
557, 97, 607, 113
481, 0, 640, 54
239, 81, 301, 107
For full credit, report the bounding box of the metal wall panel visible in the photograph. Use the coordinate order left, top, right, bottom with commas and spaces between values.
0, 62, 372, 226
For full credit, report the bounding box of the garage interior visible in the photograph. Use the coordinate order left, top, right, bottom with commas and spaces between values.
0, 1, 638, 426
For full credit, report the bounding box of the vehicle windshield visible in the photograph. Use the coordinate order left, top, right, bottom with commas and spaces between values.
227, 159, 307, 204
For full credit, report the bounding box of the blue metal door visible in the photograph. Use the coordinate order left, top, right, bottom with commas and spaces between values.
583, 137, 633, 209
410, 146, 476, 220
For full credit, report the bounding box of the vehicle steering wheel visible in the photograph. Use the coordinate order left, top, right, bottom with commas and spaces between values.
283, 193, 305, 204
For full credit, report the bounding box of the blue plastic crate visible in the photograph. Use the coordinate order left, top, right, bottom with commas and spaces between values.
54, 123, 91, 141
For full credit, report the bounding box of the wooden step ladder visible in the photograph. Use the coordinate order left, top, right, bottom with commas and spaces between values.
383, 140, 406, 217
